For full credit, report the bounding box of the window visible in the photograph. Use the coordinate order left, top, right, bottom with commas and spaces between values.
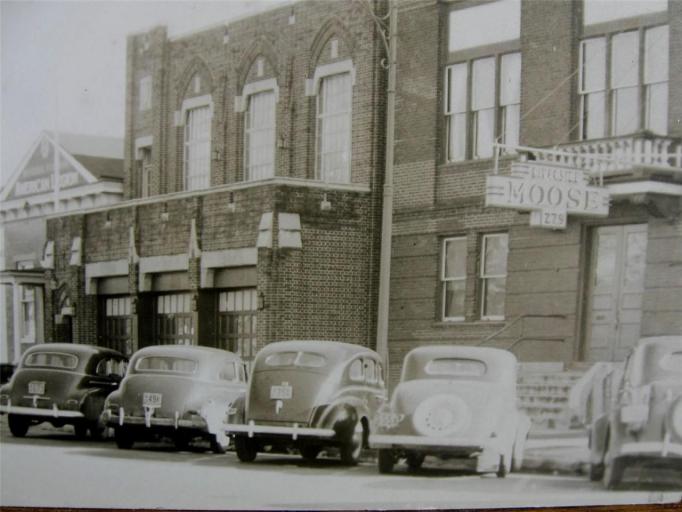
442, 237, 467, 321
218, 288, 257, 363
102, 297, 132, 355
138, 147, 152, 198
317, 72, 352, 183
184, 105, 211, 191
349, 359, 364, 382
264, 351, 326, 368
480, 233, 508, 320
449, 0, 520, 52
583, 0, 667, 26
135, 356, 197, 375
425, 358, 487, 377
579, 25, 668, 139
139, 76, 152, 111
20, 286, 36, 342
445, 52, 521, 162
25, 352, 78, 370
245, 90, 276, 181
155, 293, 193, 345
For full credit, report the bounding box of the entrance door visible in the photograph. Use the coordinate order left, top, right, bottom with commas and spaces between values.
99, 296, 132, 356
586, 224, 648, 361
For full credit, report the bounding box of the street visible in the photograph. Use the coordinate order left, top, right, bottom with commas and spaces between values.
1, 422, 680, 510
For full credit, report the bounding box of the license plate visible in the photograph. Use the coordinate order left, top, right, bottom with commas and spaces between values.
142, 392, 162, 408
28, 381, 45, 395
270, 385, 292, 400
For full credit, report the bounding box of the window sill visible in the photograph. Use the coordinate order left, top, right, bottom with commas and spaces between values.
438, 153, 517, 173
434, 319, 506, 328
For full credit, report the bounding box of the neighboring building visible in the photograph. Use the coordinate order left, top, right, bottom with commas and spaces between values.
1, 131, 124, 364
388, 0, 681, 385
44, 1, 387, 359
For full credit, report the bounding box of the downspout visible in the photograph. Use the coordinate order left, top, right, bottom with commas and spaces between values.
376, 1, 397, 367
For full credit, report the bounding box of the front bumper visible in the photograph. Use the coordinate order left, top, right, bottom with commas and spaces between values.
0, 403, 84, 419
619, 440, 682, 458
369, 433, 497, 453
104, 408, 206, 431
225, 420, 335, 440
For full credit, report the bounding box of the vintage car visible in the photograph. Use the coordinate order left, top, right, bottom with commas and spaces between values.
369, 345, 530, 476
103, 345, 247, 453
224, 340, 387, 465
586, 336, 682, 488
0, 343, 127, 439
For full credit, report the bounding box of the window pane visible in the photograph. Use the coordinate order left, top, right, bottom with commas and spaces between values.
449, 0, 520, 51
185, 105, 211, 191
444, 238, 467, 278
581, 38, 606, 93
584, 0, 667, 26
646, 82, 668, 134
611, 31, 639, 88
472, 58, 495, 110
645, 25, 668, 84
317, 73, 352, 183
446, 64, 467, 114
245, 90, 276, 181
483, 277, 506, 318
500, 53, 521, 106
612, 86, 639, 135
502, 104, 520, 148
483, 234, 509, 276
444, 280, 466, 319
447, 113, 467, 162
474, 108, 494, 159
584, 92, 606, 139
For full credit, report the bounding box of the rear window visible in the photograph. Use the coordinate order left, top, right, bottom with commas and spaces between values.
424, 358, 486, 377
135, 356, 197, 375
264, 351, 326, 368
24, 352, 79, 370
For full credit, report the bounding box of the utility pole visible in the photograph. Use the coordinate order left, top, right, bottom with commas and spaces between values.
376, 0, 397, 367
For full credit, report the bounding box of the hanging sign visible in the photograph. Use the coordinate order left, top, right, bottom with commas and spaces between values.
485, 161, 610, 230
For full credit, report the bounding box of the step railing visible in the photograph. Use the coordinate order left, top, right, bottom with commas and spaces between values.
476, 314, 567, 356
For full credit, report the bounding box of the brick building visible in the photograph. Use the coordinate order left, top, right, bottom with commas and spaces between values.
44, 1, 387, 360
388, 0, 681, 389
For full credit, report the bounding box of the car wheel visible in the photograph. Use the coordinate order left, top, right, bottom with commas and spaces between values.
210, 434, 227, 454
603, 457, 624, 490
174, 434, 190, 451
589, 462, 604, 481
89, 421, 106, 441
339, 421, 364, 466
235, 437, 258, 462
496, 454, 509, 478
300, 445, 322, 461
74, 422, 88, 439
406, 452, 425, 471
114, 427, 135, 449
378, 449, 396, 474
8, 414, 29, 437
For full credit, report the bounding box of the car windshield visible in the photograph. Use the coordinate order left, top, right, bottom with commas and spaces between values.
135, 356, 197, 375
264, 351, 326, 368
24, 351, 79, 370
424, 358, 487, 377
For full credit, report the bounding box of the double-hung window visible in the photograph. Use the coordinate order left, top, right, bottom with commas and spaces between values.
579, 25, 669, 139
184, 105, 211, 191
480, 234, 508, 320
20, 286, 36, 342
317, 72, 352, 183
445, 52, 521, 162
442, 237, 467, 321
245, 90, 276, 181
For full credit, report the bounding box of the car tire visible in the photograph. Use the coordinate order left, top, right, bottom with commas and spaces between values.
300, 445, 321, 461
174, 434, 190, 451
589, 462, 604, 481
89, 421, 106, 441
339, 421, 364, 466
8, 414, 29, 437
378, 449, 396, 474
496, 454, 509, 478
114, 427, 135, 449
406, 452, 425, 471
603, 457, 624, 490
235, 437, 258, 462
210, 434, 227, 454
74, 422, 88, 440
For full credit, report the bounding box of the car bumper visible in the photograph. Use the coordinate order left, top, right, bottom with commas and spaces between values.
104, 409, 206, 431
225, 421, 335, 440
0, 404, 84, 419
369, 433, 495, 452
619, 440, 682, 458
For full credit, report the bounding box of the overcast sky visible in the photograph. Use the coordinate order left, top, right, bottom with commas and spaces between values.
0, 0, 286, 188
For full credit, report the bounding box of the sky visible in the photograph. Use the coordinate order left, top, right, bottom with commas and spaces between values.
0, 0, 286, 189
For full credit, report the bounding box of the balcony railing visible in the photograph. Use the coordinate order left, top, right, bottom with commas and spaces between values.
494, 131, 682, 184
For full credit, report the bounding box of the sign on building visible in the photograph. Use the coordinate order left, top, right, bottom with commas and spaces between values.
485, 161, 610, 229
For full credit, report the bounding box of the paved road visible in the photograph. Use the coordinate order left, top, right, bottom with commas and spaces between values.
1, 424, 680, 510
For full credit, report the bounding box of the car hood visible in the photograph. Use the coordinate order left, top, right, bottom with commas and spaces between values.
247, 369, 328, 424
387, 379, 511, 439
7, 369, 85, 405
117, 374, 243, 418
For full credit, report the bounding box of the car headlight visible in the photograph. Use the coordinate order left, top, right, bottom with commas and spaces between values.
670, 399, 682, 438
412, 394, 471, 437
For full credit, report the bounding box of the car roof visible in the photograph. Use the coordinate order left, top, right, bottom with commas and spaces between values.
255, 340, 379, 363
635, 336, 682, 351
24, 343, 124, 358
131, 344, 242, 363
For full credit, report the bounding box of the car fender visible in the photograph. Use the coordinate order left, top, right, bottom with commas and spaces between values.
76, 387, 110, 422
589, 413, 610, 464
318, 401, 363, 442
